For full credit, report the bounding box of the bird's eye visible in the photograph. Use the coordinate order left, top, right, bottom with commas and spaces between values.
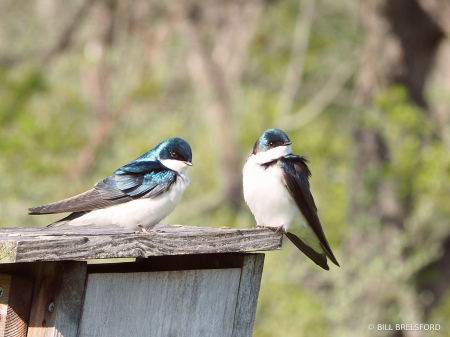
269, 141, 274, 146
170, 151, 178, 158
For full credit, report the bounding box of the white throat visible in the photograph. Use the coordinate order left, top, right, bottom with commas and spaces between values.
159, 158, 191, 174
252, 145, 292, 164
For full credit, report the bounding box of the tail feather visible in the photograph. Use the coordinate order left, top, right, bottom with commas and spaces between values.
285, 232, 330, 270
321, 243, 340, 267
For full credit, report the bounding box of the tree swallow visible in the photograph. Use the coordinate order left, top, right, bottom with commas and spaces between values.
29, 137, 193, 233
243, 129, 339, 270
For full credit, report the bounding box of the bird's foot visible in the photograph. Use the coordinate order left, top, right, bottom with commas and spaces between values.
274, 225, 285, 234
134, 225, 153, 234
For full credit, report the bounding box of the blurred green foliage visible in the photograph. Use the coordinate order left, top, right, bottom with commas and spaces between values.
0, 0, 450, 336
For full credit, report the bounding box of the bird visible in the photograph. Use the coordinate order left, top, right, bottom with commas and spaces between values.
29, 137, 193, 233
243, 128, 339, 270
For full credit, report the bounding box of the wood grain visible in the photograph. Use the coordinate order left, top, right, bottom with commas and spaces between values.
0, 274, 34, 337
0, 254, 265, 337
78, 268, 243, 337
0, 225, 282, 263
27, 262, 87, 337
27, 263, 64, 337
6, 275, 34, 337
232, 254, 265, 337
0, 274, 11, 335
53, 262, 87, 337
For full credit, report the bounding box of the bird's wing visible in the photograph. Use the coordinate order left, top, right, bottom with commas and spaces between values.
28, 188, 114, 214
29, 161, 178, 215
278, 155, 339, 267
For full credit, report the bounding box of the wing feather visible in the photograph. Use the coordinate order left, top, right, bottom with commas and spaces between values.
28, 188, 113, 214
29, 160, 178, 215
278, 155, 339, 267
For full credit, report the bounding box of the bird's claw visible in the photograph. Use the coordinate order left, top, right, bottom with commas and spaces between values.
274, 225, 285, 234
134, 225, 152, 234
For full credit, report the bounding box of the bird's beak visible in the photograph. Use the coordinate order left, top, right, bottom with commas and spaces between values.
284, 141, 292, 146
184, 161, 194, 166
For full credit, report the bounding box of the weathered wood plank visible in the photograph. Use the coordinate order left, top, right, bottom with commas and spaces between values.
0, 225, 282, 263
0, 273, 34, 337
6, 275, 34, 337
231, 254, 265, 337
53, 262, 87, 337
27, 263, 63, 337
78, 268, 243, 337
27, 262, 87, 337
0, 274, 10, 335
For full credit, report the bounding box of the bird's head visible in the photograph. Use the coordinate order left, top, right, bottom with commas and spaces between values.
157, 137, 193, 173
252, 128, 292, 161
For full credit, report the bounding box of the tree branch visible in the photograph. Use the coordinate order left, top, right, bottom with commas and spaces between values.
43, 0, 97, 64
277, 61, 354, 130
184, 2, 263, 210
276, 0, 315, 118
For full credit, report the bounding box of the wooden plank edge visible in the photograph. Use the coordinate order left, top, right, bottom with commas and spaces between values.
231, 253, 265, 337
9, 231, 283, 263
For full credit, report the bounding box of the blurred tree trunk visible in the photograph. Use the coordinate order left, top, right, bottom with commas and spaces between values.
384, 0, 445, 108
43, 0, 97, 64
351, 0, 446, 334
184, 1, 263, 210
416, 0, 450, 37
406, 0, 450, 321
71, 0, 118, 181
352, 0, 444, 222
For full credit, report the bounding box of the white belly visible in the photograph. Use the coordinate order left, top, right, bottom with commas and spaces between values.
243, 156, 320, 250
69, 174, 189, 231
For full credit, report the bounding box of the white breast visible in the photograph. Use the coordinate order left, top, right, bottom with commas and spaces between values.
243, 155, 320, 246
243, 156, 297, 229
68, 173, 190, 231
